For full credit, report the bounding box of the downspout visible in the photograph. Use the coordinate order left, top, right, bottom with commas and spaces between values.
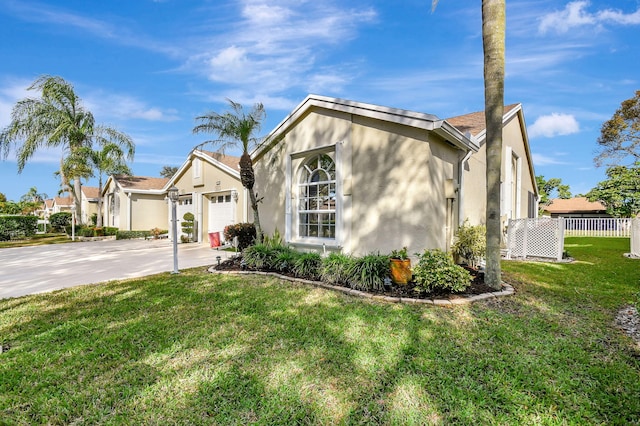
457, 148, 474, 226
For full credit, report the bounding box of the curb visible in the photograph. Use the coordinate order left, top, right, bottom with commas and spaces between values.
208, 267, 515, 306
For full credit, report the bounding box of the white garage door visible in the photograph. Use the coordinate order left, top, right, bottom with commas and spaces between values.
208, 194, 234, 239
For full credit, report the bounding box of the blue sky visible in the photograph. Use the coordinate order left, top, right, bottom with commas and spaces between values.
1, 0, 639, 202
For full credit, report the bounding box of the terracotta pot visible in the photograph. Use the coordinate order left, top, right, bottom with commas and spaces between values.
390, 258, 412, 285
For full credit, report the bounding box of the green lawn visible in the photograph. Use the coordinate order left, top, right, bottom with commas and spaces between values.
0, 233, 72, 249
1, 237, 639, 425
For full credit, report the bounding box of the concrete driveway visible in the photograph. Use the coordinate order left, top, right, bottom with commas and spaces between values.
0, 239, 235, 300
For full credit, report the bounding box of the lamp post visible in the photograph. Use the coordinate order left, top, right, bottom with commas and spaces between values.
168, 185, 180, 274
70, 205, 76, 241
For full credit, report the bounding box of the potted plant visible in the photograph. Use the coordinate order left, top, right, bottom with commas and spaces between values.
389, 247, 412, 285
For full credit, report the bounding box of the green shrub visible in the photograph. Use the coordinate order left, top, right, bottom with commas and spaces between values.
243, 244, 274, 270
116, 230, 152, 240
347, 253, 390, 292
0, 215, 38, 240
224, 223, 256, 250
273, 246, 298, 273
103, 227, 118, 236
452, 220, 486, 268
49, 212, 72, 232
293, 252, 322, 280
413, 249, 472, 294
181, 212, 195, 242
90, 213, 97, 226
320, 252, 354, 285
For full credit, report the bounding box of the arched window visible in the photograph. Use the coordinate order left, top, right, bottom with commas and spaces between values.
298, 153, 336, 238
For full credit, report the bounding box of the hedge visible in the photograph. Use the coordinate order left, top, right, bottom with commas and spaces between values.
0, 215, 38, 240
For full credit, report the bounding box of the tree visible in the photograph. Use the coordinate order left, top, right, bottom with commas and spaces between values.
0, 193, 6, 203
0, 75, 134, 224
536, 175, 571, 206
595, 90, 640, 167
160, 165, 179, 178
193, 100, 268, 242
587, 162, 640, 217
20, 187, 48, 203
68, 141, 133, 228
432, 0, 505, 289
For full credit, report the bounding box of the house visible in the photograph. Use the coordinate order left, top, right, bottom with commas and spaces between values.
101, 175, 169, 231
252, 95, 537, 256
164, 150, 245, 244
39, 199, 55, 219
80, 186, 100, 225
542, 197, 610, 218
52, 196, 74, 214
447, 103, 539, 226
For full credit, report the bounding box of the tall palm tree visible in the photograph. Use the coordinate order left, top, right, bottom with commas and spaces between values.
433, 0, 505, 289
193, 100, 267, 242
65, 140, 133, 227
0, 75, 134, 224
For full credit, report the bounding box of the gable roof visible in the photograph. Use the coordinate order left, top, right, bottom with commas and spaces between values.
81, 186, 100, 199
164, 150, 241, 189
102, 176, 170, 196
543, 197, 607, 214
446, 104, 520, 138
53, 196, 74, 206
44, 199, 54, 209
254, 94, 479, 159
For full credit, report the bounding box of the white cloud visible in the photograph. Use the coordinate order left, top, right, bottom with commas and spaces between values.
531, 153, 568, 166
84, 93, 180, 122
539, 1, 640, 34
529, 113, 580, 138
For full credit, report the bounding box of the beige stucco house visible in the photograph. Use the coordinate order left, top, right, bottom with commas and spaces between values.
52, 196, 74, 214
447, 103, 538, 228
542, 197, 610, 218
164, 150, 246, 245
80, 186, 100, 225
101, 176, 169, 231
252, 95, 537, 256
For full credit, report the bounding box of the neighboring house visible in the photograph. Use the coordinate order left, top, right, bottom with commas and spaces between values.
542, 197, 610, 218
38, 199, 55, 219
52, 196, 74, 214
447, 103, 539, 226
80, 186, 100, 225
102, 175, 169, 231
252, 95, 537, 256
164, 150, 246, 244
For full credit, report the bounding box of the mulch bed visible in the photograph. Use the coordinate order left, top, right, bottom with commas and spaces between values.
213, 256, 499, 300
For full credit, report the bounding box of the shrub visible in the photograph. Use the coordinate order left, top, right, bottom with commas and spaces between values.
103, 227, 118, 236
0, 215, 38, 240
273, 246, 298, 273
90, 213, 97, 226
320, 252, 353, 285
116, 230, 152, 240
181, 212, 195, 242
293, 252, 322, 279
224, 223, 256, 250
347, 253, 390, 292
243, 244, 274, 270
413, 249, 472, 294
452, 220, 486, 268
49, 212, 72, 232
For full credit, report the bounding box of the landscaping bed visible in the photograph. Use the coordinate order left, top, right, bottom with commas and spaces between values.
213, 255, 499, 300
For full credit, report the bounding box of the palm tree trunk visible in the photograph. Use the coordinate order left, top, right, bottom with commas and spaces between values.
239, 152, 262, 243
482, 0, 505, 290
73, 178, 83, 226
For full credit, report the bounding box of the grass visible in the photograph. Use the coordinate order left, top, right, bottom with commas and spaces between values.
0, 237, 639, 424
0, 233, 72, 248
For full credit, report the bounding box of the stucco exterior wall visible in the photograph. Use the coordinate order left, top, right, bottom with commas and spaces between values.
255, 107, 461, 256
461, 111, 536, 227
128, 194, 167, 231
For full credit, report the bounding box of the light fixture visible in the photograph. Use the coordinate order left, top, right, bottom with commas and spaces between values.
231, 190, 238, 202
168, 185, 179, 274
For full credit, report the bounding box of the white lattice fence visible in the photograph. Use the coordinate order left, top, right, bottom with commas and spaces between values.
507, 218, 565, 261
631, 219, 640, 257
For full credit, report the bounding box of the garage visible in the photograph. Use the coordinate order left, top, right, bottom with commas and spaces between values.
208, 193, 235, 244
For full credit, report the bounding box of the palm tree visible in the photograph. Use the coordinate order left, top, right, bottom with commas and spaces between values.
193, 100, 267, 242
433, 0, 505, 289
65, 141, 133, 227
0, 75, 134, 224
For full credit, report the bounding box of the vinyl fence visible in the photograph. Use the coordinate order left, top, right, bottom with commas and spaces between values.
506, 218, 565, 261
563, 218, 632, 237
631, 219, 640, 257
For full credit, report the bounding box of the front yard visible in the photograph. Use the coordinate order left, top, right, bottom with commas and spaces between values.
1, 237, 639, 424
